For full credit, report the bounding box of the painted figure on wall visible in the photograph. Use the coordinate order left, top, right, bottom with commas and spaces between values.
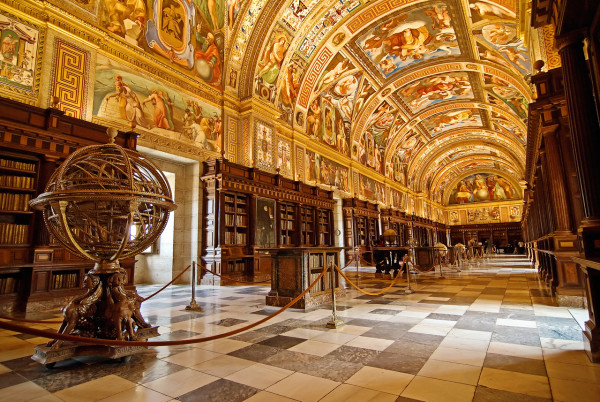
94, 55, 221, 153
357, 5, 460, 77
255, 27, 291, 103
448, 173, 518, 204
0, 14, 39, 93
194, 25, 222, 88
398, 73, 472, 112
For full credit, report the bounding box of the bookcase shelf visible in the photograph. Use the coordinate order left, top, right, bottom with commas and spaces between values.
0, 97, 140, 313
201, 159, 337, 285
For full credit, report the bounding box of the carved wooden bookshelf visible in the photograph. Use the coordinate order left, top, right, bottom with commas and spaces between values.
201, 158, 337, 285
0, 97, 138, 312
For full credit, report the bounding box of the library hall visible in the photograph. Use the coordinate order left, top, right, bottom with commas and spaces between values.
0, 0, 600, 401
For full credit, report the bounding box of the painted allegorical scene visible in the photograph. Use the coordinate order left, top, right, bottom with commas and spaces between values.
352, 100, 399, 174
448, 173, 518, 205
357, 3, 460, 78
0, 13, 39, 93
255, 122, 273, 171
93, 54, 222, 153
484, 73, 528, 119
359, 174, 385, 203
100, 0, 225, 89
422, 108, 483, 135
397, 72, 473, 113
305, 150, 350, 192
255, 25, 292, 103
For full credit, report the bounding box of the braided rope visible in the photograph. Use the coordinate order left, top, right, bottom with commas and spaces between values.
0, 265, 331, 347
199, 264, 270, 284
335, 264, 404, 296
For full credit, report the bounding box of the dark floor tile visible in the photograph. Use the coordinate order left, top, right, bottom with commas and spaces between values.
228, 344, 280, 362
252, 324, 294, 335
384, 339, 438, 359
366, 299, 395, 305
0, 371, 27, 390
426, 313, 463, 321
398, 332, 444, 346
178, 378, 259, 402
2, 355, 85, 381
536, 317, 584, 341
360, 326, 407, 341
299, 355, 363, 382
154, 329, 202, 341
258, 335, 306, 349
473, 386, 552, 402
368, 308, 399, 315
530, 289, 552, 297
481, 288, 507, 295
395, 396, 423, 402
229, 330, 275, 344
454, 316, 496, 332
14, 333, 40, 340
491, 326, 541, 347
108, 353, 186, 383
367, 351, 428, 375
211, 318, 248, 327
326, 345, 380, 365
345, 318, 386, 327
499, 309, 536, 320
483, 353, 547, 376
32, 364, 113, 393
262, 349, 322, 372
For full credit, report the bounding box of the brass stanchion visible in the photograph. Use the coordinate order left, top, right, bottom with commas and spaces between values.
405, 254, 413, 294
186, 261, 203, 312
326, 266, 344, 328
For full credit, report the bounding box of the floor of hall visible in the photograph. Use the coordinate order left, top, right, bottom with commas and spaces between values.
0, 254, 599, 402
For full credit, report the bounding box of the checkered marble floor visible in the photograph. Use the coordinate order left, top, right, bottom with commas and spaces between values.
1, 255, 599, 401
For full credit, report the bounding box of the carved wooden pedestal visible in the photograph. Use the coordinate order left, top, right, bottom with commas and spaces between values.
32, 326, 159, 367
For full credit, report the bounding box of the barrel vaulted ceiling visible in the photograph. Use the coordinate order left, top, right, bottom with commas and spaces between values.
228, 0, 531, 206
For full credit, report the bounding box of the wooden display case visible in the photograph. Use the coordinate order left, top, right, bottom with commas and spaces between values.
380, 208, 409, 246
263, 247, 343, 310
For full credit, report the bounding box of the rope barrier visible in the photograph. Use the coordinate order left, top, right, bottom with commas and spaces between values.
0, 315, 62, 324
199, 263, 271, 284
143, 264, 192, 301
0, 264, 194, 325
0, 265, 331, 347
335, 264, 403, 296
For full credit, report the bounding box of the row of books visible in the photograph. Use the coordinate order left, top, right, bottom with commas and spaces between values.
224, 214, 246, 226
0, 192, 32, 211
0, 276, 18, 294
0, 223, 29, 244
226, 260, 246, 273
0, 159, 35, 172
224, 231, 247, 244
52, 272, 78, 290
0, 175, 34, 189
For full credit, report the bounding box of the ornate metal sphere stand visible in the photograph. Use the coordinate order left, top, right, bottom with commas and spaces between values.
29, 129, 176, 367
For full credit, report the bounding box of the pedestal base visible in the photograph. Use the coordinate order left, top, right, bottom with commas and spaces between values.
326, 318, 344, 328
32, 326, 159, 368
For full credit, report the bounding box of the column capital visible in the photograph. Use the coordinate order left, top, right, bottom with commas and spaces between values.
556, 29, 588, 52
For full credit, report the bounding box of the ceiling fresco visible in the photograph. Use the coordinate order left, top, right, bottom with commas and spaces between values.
228, 0, 530, 206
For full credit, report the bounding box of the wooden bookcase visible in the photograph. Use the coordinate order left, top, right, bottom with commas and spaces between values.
0, 97, 138, 313
342, 198, 380, 264
201, 158, 337, 284
279, 203, 296, 246
380, 208, 409, 246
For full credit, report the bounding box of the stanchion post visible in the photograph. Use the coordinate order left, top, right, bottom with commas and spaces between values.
186, 261, 203, 312
404, 255, 413, 294
326, 266, 344, 328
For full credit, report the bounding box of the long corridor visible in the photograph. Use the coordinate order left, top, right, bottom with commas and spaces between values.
0, 255, 598, 401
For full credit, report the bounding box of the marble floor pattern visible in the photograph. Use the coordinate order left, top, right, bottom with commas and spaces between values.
1, 255, 599, 402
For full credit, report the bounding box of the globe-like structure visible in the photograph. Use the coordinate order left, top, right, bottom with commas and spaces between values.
382, 228, 397, 245
28, 130, 177, 355
30, 131, 176, 273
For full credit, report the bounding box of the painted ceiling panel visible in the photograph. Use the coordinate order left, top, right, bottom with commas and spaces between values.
231, 0, 529, 206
